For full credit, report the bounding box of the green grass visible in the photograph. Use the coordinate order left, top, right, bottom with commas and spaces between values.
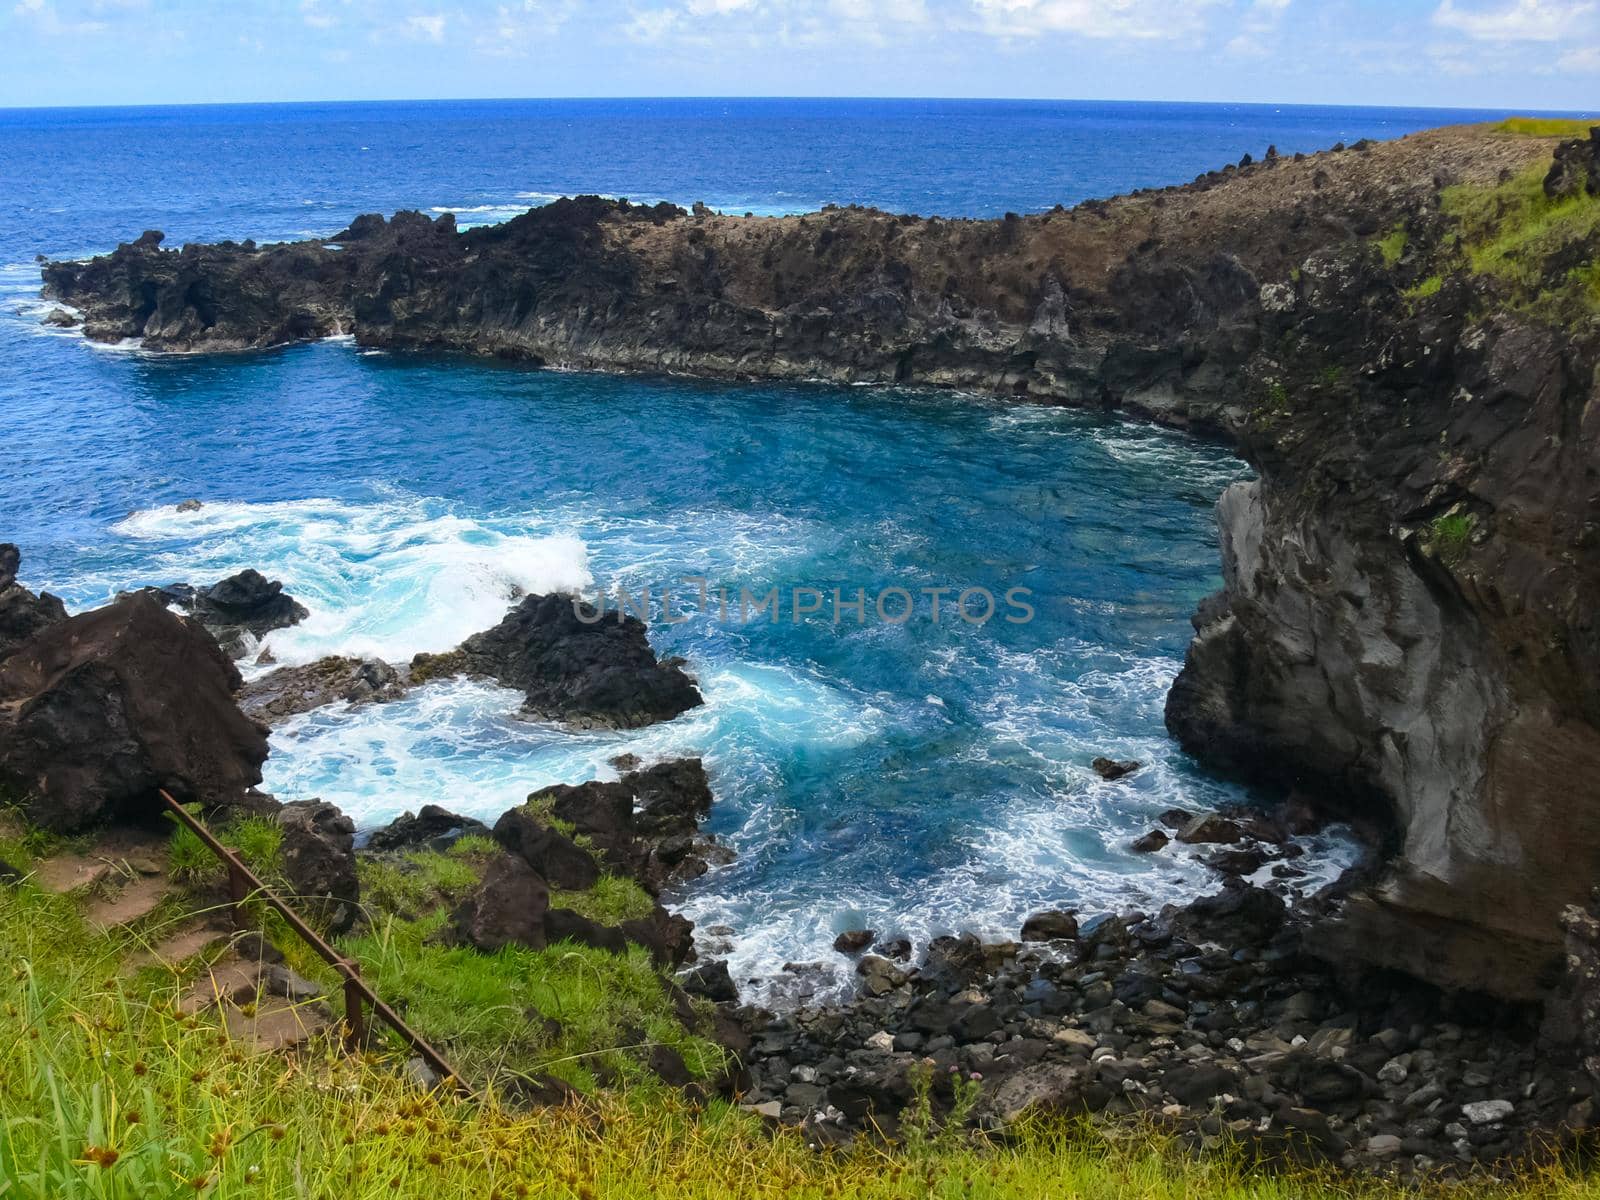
1405, 273, 1444, 300
7, 831, 1600, 1197
1438, 163, 1600, 319
1430, 511, 1475, 566
166, 812, 284, 889
336, 911, 723, 1092
551, 873, 657, 925
1495, 117, 1596, 139
358, 846, 485, 919
1376, 225, 1408, 267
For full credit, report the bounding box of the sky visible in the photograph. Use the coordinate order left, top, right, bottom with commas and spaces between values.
0, 0, 1596, 111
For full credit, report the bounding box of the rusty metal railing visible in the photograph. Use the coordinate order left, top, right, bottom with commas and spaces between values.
158, 788, 467, 1094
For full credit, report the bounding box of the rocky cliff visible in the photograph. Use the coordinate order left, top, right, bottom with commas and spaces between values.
41, 122, 1600, 1003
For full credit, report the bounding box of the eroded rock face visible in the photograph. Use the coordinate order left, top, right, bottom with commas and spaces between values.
0, 592, 269, 832
415, 593, 701, 729
0, 544, 67, 661
1166, 295, 1600, 1001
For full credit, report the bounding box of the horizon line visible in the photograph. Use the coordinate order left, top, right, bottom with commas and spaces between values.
1, 94, 1595, 118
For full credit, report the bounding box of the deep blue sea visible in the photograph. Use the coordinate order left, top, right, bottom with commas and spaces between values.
3, 97, 1562, 991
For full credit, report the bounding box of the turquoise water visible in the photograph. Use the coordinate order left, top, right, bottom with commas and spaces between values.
0, 98, 1479, 986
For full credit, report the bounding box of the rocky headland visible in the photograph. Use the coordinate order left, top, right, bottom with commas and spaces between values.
16, 119, 1600, 1179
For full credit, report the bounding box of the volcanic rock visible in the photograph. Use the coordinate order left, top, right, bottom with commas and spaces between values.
276, 799, 360, 934
1020, 910, 1080, 942
450, 853, 549, 952
365, 804, 491, 853
0, 592, 268, 832
493, 805, 600, 890
1091, 757, 1141, 780
238, 655, 406, 723
411, 592, 701, 728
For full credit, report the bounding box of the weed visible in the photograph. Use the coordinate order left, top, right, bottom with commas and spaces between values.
1430, 511, 1475, 566
1376, 225, 1408, 267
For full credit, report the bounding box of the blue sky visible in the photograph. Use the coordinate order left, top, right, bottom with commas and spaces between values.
1, 0, 1596, 110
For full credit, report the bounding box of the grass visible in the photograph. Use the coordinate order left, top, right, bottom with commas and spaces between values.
1430, 511, 1475, 567
341, 911, 722, 1091
8, 872, 1600, 1199
166, 812, 284, 889
8, 831, 1600, 1197
1376, 225, 1408, 267
1438, 163, 1600, 320
1495, 117, 1596, 139
550, 874, 657, 925
1405, 273, 1444, 301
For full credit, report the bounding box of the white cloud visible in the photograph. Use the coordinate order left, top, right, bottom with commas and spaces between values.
685, 0, 757, 12
403, 12, 447, 40
969, 0, 1223, 41
624, 6, 681, 39
1557, 42, 1600, 68
1433, 0, 1597, 41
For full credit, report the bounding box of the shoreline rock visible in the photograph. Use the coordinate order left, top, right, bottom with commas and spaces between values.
412, 592, 702, 729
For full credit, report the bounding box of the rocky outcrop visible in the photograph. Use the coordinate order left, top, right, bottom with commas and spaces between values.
1163, 254, 1600, 999
238, 655, 406, 723
413, 592, 701, 729
276, 799, 360, 934
0, 591, 270, 832
147, 569, 309, 658
428, 758, 719, 966
364, 804, 490, 853
525, 757, 722, 889
0, 544, 67, 661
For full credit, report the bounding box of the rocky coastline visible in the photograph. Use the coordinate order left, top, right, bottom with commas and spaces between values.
40, 119, 1600, 1008
3, 538, 1599, 1181
11, 119, 1600, 1181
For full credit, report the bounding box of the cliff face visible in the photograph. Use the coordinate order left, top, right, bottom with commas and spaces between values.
41, 123, 1600, 1002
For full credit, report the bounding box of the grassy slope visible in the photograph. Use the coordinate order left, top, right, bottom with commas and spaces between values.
1, 827, 1595, 1199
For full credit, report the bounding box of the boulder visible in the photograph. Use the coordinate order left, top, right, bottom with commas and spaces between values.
1175, 881, 1286, 948
276, 799, 359, 934
449, 853, 548, 951
238, 655, 406, 723
152, 569, 309, 659
544, 906, 627, 953
1543, 128, 1600, 200
0, 592, 268, 832
834, 929, 876, 954
621, 906, 696, 966
983, 1062, 1091, 1123
1091, 757, 1141, 781
0, 544, 68, 662
492, 806, 600, 890
1131, 829, 1169, 853
1020, 910, 1079, 942
414, 592, 701, 728
365, 804, 491, 853
1176, 813, 1248, 844
681, 959, 738, 1003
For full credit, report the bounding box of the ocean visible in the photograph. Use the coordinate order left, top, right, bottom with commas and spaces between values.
1, 97, 1553, 992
